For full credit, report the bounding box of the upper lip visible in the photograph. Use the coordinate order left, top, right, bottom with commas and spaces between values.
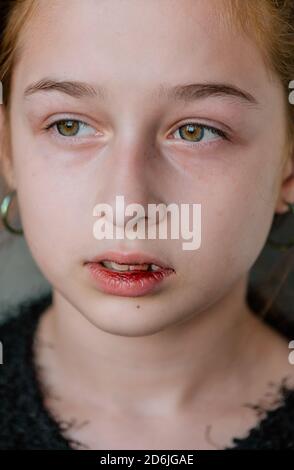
86, 250, 174, 270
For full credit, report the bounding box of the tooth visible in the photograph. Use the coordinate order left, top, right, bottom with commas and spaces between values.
101, 260, 163, 272
101, 261, 151, 272
102, 261, 129, 271
150, 264, 161, 271
129, 264, 149, 271
112, 261, 130, 271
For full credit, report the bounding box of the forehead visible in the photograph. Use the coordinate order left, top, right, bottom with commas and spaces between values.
14, 0, 270, 101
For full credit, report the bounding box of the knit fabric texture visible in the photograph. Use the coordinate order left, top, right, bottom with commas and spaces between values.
0, 289, 294, 450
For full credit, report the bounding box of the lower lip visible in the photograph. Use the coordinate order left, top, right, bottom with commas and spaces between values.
85, 262, 175, 297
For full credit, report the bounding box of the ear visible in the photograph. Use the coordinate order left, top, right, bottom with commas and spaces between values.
0, 105, 16, 189
275, 144, 294, 214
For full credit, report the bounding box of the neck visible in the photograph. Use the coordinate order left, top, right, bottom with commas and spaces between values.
37, 275, 255, 416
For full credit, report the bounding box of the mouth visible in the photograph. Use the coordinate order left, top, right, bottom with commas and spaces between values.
98, 260, 164, 272
86, 250, 174, 270
84, 251, 175, 297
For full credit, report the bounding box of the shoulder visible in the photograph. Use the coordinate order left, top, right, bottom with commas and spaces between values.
229, 382, 294, 449
0, 292, 52, 368
229, 299, 294, 449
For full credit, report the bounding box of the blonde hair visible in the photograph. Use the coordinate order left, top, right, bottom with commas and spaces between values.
226, 1, 294, 136
0, 0, 36, 111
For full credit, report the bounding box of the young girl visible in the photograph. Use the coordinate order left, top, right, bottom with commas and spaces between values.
0, 0, 294, 450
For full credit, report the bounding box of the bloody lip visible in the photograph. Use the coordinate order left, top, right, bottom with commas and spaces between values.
84, 254, 175, 297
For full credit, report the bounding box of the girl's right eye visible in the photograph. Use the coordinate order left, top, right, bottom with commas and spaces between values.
45, 119, 98, 138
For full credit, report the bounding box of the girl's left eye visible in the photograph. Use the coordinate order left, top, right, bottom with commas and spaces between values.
171, 122, 227, 146
45, 119, 97, 138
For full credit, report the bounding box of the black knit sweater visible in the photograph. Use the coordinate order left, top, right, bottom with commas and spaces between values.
0, 290, 294, 450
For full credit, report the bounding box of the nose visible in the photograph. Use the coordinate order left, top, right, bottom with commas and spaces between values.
95, 139, 165, 230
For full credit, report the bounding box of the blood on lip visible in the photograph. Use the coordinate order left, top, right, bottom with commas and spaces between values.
85, 259, 175, 296
90, 261, 173, 280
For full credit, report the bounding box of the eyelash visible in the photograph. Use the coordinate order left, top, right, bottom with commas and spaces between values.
44, 118, 229, 147
44, 119, 95, 144
171, 122, 228, 148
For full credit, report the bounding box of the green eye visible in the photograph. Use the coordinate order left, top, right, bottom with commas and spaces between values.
172, 122, 227, 146
46, 119, 98, 140
56, 120, 81, 137
178, 124, 205, 142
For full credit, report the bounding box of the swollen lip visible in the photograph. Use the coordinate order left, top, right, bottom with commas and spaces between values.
85, 261, 175, 297
94, 260, 174, 276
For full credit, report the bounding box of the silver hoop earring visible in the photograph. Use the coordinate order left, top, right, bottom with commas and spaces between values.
0, 190, 24, 235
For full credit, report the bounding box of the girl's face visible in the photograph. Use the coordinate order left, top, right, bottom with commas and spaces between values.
2, 0, 291, 335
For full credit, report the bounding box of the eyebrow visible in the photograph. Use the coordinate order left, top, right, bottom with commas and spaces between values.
23, 77, 259, 106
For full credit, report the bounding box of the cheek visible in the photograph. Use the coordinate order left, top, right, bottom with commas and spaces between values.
200, 157, 278, 276
179, 144, 281, 290
11, 151, 93, 278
